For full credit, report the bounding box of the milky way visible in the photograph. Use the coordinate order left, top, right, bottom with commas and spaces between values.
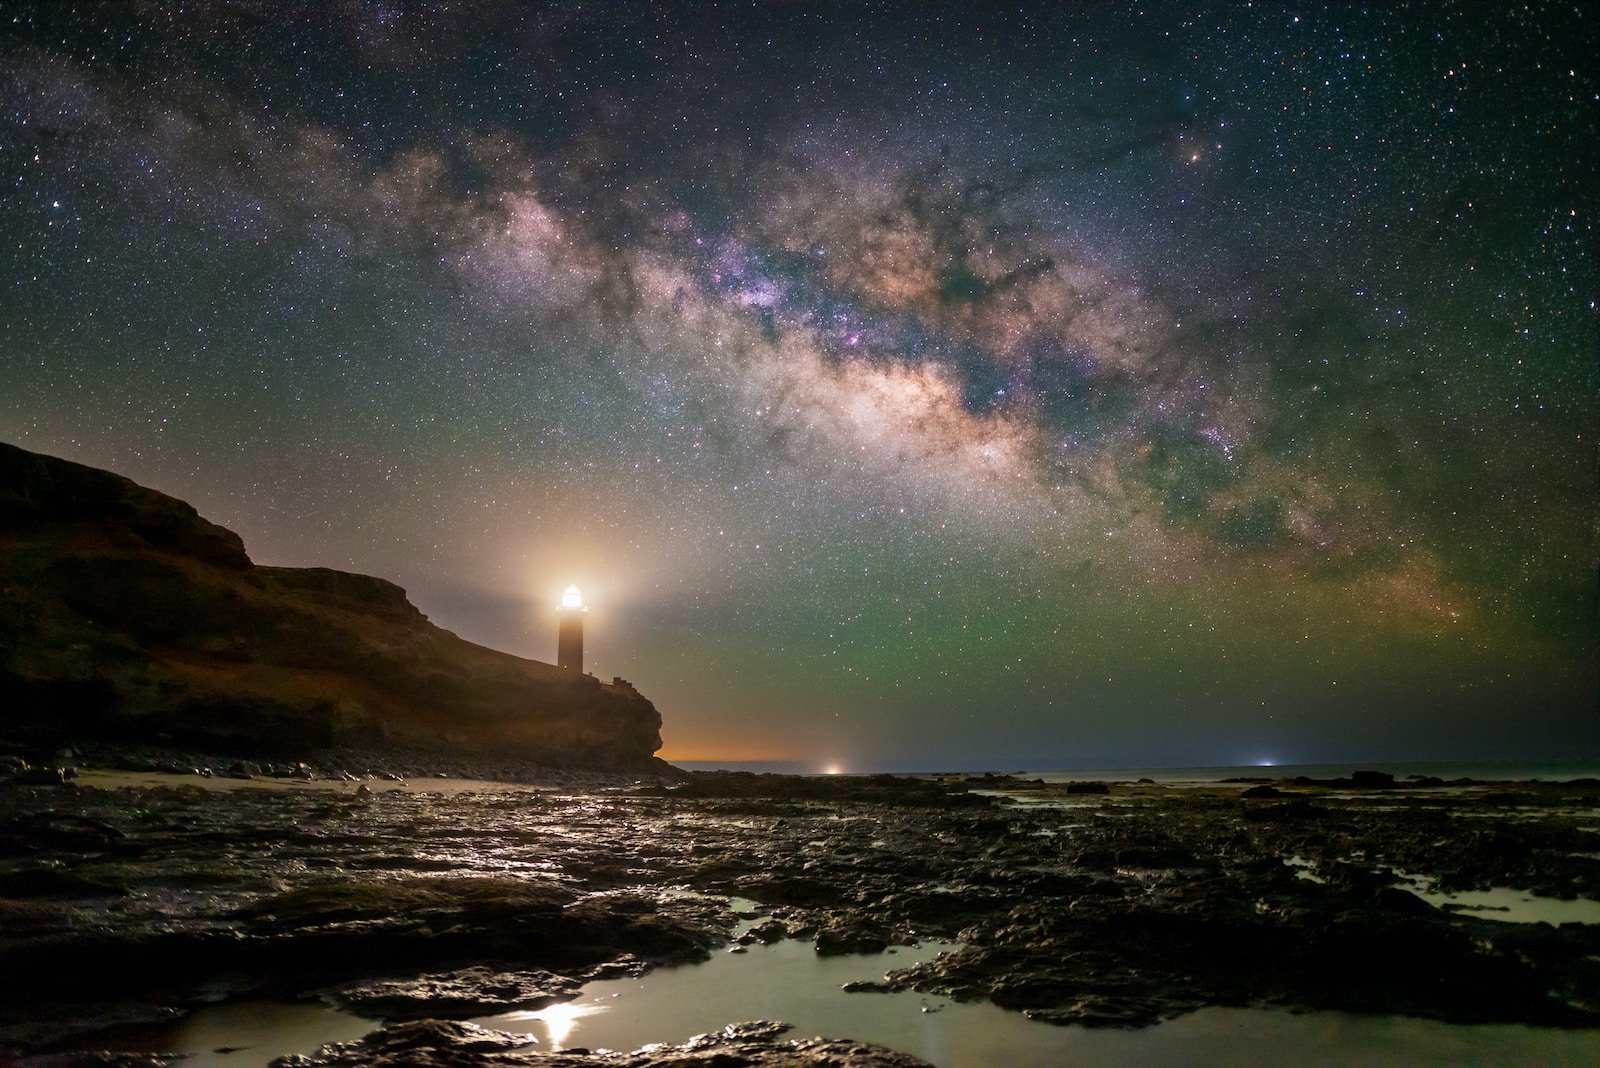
2, 2, 1593, 769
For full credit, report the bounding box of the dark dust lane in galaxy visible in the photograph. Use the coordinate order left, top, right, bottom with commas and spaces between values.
1, 2, 1593, 769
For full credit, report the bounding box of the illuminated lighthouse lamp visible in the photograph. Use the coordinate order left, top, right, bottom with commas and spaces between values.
556, 585, 587, 673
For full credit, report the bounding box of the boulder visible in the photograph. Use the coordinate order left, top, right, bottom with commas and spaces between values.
1350, 770, 1396, 788
815, 918, 892, 956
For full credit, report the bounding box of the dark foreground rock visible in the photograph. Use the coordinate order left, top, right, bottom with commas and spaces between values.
2, 771, 1598, 1062
273, 1019, 934, 1067
0, 869, 725, 1048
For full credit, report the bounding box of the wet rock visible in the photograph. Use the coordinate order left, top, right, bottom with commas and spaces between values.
1065, 781, 1110, 795
0, 865, 128, 899
236, 878, 717, 985
0, 812, 130, 856
1370, 885, 1441, 915
742, 875, 846, 907
1114, 846, 1195, 868
1350, 770, 1395, 788
329, 966, 580, 1020
1320, 861, 1395, 894
581, 955, 648, 981
1239, 784, 1282, 799
740, 919, 789, 945
892, 888, 1008, 927
272, 1018, 935, 1067
815, 918, 892, 956
1025, 995, 1168, 1029
274, 1020, 533, 1065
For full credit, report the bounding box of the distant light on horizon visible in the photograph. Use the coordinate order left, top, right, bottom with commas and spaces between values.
823, 764, 843, 775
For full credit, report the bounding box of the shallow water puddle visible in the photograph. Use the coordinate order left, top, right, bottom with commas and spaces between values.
467, 937, 1600, 1067
102, 939, 1600, 1068
1284, 855, 1325, 883
1396, 876, 1600, 925
96, 999, 377, 1068
472, 937, 954, 1052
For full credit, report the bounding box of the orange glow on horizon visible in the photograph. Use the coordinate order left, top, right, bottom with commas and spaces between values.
656, 741, 798, 763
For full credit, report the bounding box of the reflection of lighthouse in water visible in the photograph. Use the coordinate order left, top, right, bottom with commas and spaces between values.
557, 585, 586, 673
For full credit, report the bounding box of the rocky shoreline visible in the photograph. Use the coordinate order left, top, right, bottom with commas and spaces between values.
2, 741, 681, 792
2, 759, 1597, 1065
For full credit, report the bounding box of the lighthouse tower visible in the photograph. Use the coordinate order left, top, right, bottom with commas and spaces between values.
556, 585, 586, 672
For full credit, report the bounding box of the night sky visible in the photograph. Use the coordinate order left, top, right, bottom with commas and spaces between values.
2, 2, 1594, 771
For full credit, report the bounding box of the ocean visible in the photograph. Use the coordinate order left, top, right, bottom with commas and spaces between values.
672, 759, 1600, 781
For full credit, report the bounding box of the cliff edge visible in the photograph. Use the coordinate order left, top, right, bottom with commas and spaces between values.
0, 442, 662, 766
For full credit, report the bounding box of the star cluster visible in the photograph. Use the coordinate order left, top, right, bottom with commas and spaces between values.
2, 2, 1593, 769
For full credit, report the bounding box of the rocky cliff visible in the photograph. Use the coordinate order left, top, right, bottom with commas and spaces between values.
0, 442, 662, 766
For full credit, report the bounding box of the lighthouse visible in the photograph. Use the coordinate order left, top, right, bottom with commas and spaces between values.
556, 585, 586, 672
